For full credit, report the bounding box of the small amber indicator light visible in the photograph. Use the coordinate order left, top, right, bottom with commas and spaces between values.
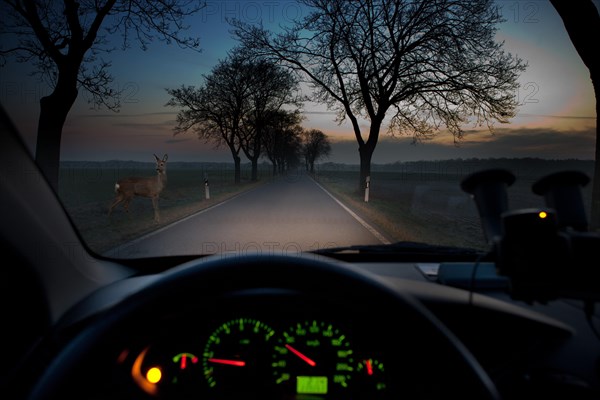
538, 211, 548, 219
146, 367, 162, 384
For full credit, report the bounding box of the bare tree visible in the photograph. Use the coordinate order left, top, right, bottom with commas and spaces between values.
167, 51, 301, 183
232, 0, 526, 191
166, 54, 254, 184
302, 128, 331, 173
262, 109, 304, 176
238, 56, 301, 181
549, 0, 600, 231
0, 0, 205, 191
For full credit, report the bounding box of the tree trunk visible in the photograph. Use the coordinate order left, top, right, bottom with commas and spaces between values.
358, 143, 374, 194
357, 118, 381, 194
35, 85, 78, 193
233, 155, 241, 184
250, 157, 258, 181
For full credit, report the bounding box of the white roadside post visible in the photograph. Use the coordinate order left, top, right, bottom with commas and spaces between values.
204, 177, 210, 200
364, 175, 370, 202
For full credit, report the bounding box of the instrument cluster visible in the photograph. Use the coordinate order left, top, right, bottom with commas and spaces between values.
111, 290, 401, 400
118, 313, 394, 399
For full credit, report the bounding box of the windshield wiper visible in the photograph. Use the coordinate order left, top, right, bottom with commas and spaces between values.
312, 241, 489, 262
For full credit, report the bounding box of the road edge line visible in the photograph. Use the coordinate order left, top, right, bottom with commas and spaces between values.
311, 177, 391, 245
102, 182, 267, 257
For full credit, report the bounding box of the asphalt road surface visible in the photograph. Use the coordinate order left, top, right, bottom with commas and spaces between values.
105, 173, 389, 258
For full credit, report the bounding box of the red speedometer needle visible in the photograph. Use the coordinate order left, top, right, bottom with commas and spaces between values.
207, 358, 246, 367
365, 359, 373, 376
285, 344, 316, 367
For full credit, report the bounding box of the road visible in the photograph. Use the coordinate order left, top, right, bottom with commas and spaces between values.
104, 174, 389, 258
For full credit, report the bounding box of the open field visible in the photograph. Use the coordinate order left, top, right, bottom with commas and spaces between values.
58, 162, 271, 254
313, 159, 595, 251
57, 159, 595, 255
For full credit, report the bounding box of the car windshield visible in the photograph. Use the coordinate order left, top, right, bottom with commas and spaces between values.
1, 0, 597, 260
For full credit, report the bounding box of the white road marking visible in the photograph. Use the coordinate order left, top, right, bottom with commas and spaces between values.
311, 178, 391, 245
103, 185, 262, 257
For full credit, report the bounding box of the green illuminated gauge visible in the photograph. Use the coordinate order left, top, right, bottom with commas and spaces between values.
355, 358, 387, 394
202, 318, 275, 394
272, 320, 354, 397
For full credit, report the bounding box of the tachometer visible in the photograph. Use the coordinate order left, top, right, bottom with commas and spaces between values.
202, 318, 275, 395
272, 320, 354, 397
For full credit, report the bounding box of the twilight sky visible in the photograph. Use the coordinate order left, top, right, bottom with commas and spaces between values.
0, 0, 598, 164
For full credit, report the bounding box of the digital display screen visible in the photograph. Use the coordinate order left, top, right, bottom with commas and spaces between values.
297, 376, 328, 394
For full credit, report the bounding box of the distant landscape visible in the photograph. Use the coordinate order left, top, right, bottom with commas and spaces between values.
58, 158, 595, 255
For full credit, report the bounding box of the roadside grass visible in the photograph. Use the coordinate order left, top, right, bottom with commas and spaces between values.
57, 160, 595, 256
313, 170, 491, 251
313, 162, 595, 251
58, 165, 270, 255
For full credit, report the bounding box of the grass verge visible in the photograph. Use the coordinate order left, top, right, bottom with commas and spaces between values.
313, 171, 488, 250
59, 166, 270, 254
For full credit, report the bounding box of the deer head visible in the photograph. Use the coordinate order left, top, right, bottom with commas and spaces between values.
154, 153, 168, 174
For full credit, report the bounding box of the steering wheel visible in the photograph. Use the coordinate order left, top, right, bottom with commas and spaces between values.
28, 253, 501, 399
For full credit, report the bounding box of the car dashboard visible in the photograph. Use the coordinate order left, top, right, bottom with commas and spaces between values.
20, 254, 600, 400
103, 290, 393, 399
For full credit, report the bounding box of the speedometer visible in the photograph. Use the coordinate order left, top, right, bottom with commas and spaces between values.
272, 320, 354, 397
202, 318, 275, 396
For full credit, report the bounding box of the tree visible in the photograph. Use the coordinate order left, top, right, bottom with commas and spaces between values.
232, 0, 526, 191
166, 54, 253, 184
238, 56, 301, 181
262, 109, 304, 176
0, 0, 205, 191
276, 125, 303, 173
549, 0, 600, 231
167, 50, 301, 183
302, 128, 331, 173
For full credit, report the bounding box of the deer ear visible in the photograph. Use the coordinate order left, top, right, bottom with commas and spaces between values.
154, 154, 160, 161
163, 154, 168, 161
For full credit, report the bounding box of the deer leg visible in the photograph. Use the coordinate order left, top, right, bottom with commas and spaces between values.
123, 197, 132, 213
108, 195, 124, 216
152, 196, 160, 222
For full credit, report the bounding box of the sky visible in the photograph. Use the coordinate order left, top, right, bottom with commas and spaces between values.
0, 0, 598, 164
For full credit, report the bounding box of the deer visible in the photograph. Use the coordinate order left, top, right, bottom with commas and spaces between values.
108, 154, 168, 223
